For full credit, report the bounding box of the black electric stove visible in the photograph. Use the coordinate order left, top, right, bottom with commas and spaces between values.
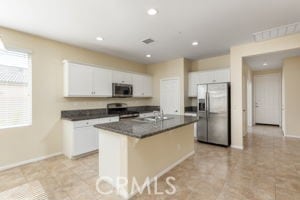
107, 103, 139, 119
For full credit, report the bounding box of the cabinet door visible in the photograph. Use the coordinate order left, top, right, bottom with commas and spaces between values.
199, 71, 214, 83
144, 76, 153, 97
188, 72, 198, 97
73, 126, 98, 156
132, 74, 144, 97
112, 71, 132, 84
93, 68, 112, 97
67, 63, 93, 96
213, 69, 230, 83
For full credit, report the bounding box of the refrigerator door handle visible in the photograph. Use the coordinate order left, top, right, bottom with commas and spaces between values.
207, 92, 210, 118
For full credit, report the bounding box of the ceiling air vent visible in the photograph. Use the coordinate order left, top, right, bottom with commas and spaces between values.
253, 22, 300, 42
142, 38, 155, 44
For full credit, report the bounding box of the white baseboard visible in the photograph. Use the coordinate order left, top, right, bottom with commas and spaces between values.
285, 135, 300, 139
106, 150, 195, 199
231, 145, 244, 150
0, 152, 62, 171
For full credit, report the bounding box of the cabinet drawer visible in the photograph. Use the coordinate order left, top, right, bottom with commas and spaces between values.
73, 116, 119, 128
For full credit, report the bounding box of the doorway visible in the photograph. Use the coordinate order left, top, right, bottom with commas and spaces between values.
254, 73, 281, 126
160, 77, 180, 115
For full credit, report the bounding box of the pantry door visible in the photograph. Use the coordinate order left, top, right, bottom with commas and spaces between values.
160, 77, 180, 115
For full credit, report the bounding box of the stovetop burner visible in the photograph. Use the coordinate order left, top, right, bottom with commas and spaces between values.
107, 103, 139, 118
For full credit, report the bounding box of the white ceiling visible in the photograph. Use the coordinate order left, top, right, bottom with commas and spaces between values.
0, 0, 300, 64
244, 48, 300, 71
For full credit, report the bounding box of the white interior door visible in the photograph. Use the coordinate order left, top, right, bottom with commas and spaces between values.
242, 74, 247, 136
254, 73, 281, 125
160, 78, 180, 115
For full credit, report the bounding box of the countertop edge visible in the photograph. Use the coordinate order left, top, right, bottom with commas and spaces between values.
61, 114, 119, 121
94, 119, 198, 139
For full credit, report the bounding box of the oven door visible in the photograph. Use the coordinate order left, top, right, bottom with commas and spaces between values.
112, 83, 133, 97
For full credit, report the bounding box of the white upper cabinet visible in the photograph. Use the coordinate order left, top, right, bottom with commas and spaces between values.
64, 61, 112, 97
188, 72, 201, 97
93, 68, 112, 97
213, 69, 230, 83
144, 76, 153, 97
64, 61, 152, 98
64, 62, 94, 96
188, 68, 230, 97
112, 71, 132, 84
132, 74, 152, 97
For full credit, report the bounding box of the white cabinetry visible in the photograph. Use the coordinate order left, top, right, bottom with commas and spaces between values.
64, 61, 112, 97
63, 116, 119, 159
188, 68, 230, 97
132, 74, 153, 97
64, 60, 152, 98
213, 69, 230, 83
112, 71, 132, 84
188, 72, 201, 98
65, 62, 94, 96
93, 68, 113, 96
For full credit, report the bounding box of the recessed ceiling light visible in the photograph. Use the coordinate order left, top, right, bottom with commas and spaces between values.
146, 54, 151, 58
96, 37, 103, 41
147, 8, 158, 16
263, 62, 268, 66
192, 41, 199, 46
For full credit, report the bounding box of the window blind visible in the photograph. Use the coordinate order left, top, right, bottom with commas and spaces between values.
0, 49, 32, 129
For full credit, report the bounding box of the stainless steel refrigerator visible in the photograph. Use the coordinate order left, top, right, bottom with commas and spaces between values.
197, 83, 231, 146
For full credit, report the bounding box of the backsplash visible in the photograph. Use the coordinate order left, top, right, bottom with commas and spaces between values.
61, 106, 160, 118
185, 106, 197, 113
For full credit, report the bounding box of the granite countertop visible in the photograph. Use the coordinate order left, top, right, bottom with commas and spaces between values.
62, 114, 119, 121
94, 115, 198, 139
61, 106, 160, 121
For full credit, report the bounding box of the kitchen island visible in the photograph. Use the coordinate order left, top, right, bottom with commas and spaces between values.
94, 115, 197, 199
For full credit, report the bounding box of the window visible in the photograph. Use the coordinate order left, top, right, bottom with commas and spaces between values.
0, 49, 32, 129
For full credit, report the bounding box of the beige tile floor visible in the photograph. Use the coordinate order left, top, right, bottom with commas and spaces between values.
0, 125, 300, 200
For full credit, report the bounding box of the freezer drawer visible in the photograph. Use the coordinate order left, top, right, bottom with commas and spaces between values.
207, 113, 229, 146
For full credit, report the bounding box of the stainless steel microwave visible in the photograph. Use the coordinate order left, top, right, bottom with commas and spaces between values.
112, 83, 133, 98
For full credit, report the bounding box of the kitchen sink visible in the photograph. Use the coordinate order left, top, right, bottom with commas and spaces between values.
132, 116, 173, 123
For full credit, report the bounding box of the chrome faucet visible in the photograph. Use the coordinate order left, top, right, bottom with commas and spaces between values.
153, 110, 165, 121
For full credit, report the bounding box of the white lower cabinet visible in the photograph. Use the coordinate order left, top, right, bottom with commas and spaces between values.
63, 116, 119, 159
73, 126, 98, 156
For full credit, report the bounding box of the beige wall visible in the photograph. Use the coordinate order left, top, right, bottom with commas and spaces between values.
242, 61, 253, 134
282, 56, 300, 137
191, 54, 230, 71
252, 68, 282, 76
128, 124, 194, 192
231, 33, 300, 149
0, 27, 149, 167
146, 58, 185, 114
